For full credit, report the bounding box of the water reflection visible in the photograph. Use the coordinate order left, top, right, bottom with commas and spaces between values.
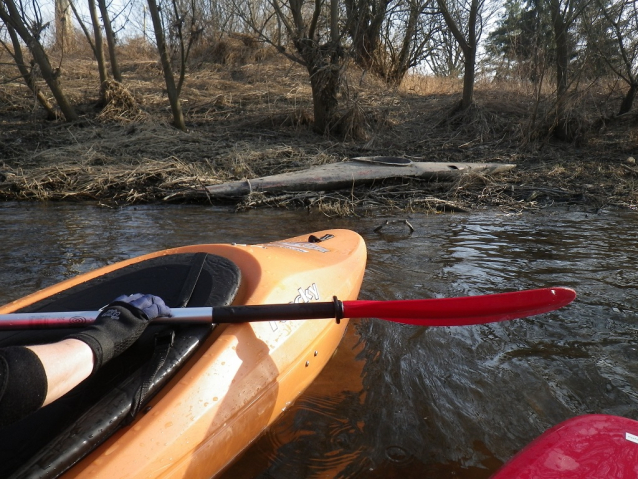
1, 203, 637, 477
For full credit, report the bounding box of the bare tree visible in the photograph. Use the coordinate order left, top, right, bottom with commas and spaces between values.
545, 0, 591, 136
344, 0, 436, 85
89, 0, 109, 85
97, 0, 123, 82
168, 0, 204, 93
0, 0, 78, 121
188, 0, 243, 40
344, 0, 391, 71
592, 0, 638, 114
236, 0, 343, 133
147, 0, 186, 130
548, 0, 570, 120
68, 0, 109, 85
55, 0, 75, 51
424, 22, 464, 76
436, 0, 487, 110
376, 0, 438, 84
0, 22, 57, 119
69, 0, 131, 87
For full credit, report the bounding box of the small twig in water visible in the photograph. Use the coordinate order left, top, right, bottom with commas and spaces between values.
374, 219, 415, 233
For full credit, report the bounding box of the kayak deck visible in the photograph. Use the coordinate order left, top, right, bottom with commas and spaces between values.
0, 229, 367, 478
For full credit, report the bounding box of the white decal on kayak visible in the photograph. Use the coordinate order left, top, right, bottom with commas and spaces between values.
269, 283, 320, 331
626, 432, 638, 444
294, 283, 320, 303
268, 242, 329, 253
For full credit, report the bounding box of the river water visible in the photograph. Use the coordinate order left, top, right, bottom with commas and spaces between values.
1, 202, 637, 478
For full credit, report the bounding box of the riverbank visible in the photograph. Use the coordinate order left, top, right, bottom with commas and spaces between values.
1, 54, 637, 215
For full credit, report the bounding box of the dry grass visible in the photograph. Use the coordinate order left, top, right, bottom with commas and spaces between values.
0, 39, 637, 213
0, 156, 213, 203
400, 74, 464, 96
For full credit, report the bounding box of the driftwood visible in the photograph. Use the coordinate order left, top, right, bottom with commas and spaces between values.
178, 159, 516, 200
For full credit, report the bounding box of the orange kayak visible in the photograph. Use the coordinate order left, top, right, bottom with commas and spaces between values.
0, 229, 367, 478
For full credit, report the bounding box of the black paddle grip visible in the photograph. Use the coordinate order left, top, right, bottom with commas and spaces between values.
212, 299, 343, 324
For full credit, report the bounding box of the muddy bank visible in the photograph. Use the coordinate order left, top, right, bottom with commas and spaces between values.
1, 122, 635, 214
1, 58, 637, 215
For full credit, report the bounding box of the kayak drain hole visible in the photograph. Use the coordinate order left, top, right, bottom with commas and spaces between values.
385, 445, 411, 463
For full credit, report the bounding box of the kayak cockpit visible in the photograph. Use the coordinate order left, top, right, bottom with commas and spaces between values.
0, 253, 241, 478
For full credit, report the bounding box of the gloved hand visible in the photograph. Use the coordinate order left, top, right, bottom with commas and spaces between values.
113, 293, 172, 320
68, 294, 171, 374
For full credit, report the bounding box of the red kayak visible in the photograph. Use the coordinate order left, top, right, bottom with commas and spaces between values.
492, 414, 638, 478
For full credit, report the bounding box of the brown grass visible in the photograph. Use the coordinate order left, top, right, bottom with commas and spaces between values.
0, 38, 637, 213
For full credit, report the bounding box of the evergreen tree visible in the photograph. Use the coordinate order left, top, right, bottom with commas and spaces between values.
486, 0, 554, 81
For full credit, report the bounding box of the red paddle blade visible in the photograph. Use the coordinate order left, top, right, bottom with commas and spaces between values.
342, 287, 576, 326
492, 414, 638, 478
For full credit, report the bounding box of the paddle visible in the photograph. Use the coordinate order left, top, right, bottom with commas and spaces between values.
0, 287, 575, 329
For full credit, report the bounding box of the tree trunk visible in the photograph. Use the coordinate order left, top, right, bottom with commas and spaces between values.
309, 63, 340, 134
296, 40, 340, 134
461, 51, 476, 109
55, 0, 75, 52
0, 0, 78, 121
6, 24, 57, 119
619, 83, 637, 115
88, 0, 109, 86
550, 0, 569, 122
27, 42, 78, 121
331, 0, 339, 44
461, 0, 478, 109
147, 0, 186, 131
437, 0, 479, 110
97, 0, 122, 82
345, 0, 390, 71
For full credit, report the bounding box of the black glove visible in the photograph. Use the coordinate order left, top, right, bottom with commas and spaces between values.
68, 294, 171, 374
